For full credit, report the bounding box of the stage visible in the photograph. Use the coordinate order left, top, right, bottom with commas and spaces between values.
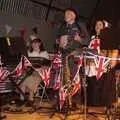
2, 99, 120, 120
4, 107, 107, 120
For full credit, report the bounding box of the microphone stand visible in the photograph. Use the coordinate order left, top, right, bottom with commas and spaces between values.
81, 51, 87, 120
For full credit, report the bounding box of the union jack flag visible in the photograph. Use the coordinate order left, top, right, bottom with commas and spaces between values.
53, 70, 61, 90
13, 56, 32, 77
38, 67, 51, 87
94, 56, 110, 80
0, 67, 10, 80
52, 54, 62, 69
0, 66, 10, 93
71, 65, 81, 96
59, 87, 67, 110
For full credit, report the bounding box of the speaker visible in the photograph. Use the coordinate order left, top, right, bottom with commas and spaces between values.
0, 37, 27, 65
100, 27, 120, 49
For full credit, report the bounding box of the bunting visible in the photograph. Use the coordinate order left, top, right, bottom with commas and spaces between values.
71, 64, 81, 96
94, 56, 110, 80
59, 87, 67, 110
52, 54, 62, 69
0, 67, 10, 80
13, 56, 32, 77
38, 67, 51, 87
53, 70, 61, 90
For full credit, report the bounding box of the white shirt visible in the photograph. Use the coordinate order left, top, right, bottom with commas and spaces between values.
28, 51, 49, 60
85, 63, 97, 77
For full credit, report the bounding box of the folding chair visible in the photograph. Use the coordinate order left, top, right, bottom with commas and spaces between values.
34, 66, 51, 105
35, 80, 49, 105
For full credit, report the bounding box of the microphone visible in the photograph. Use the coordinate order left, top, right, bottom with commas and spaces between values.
6, 36, 11, 46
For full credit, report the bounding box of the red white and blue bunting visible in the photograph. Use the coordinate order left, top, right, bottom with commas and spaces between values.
0, 53, 120, 109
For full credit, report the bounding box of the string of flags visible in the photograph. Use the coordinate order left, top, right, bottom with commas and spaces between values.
0, 52, 120, 110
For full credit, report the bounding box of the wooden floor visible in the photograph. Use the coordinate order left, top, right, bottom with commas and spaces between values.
1, 97, 120, 120
1, 104, 113, 120
5, 113, 106, 120
3, 111, 107, 120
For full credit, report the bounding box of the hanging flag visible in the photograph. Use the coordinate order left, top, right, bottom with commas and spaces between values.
13, 57, 23, 77
13, 56, 32, 77
0, 67, 10, 93
59, 87, 67, 110
52, 54, 62, 69
38, 67, 51, 87
23, 56, 32, 68
53, 70, 61, 90
0, 67, 10, 80
94, 56, 110, 80
71, 64, 81, 96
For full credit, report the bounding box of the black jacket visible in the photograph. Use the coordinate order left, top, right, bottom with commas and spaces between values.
57, 21, 90, 46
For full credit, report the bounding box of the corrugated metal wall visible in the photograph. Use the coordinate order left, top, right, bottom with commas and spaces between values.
0, 0, 72, 52
0, 0, 71, 21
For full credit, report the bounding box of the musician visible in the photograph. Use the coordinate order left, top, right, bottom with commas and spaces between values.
89, 20, 119, 68
57, 8, 90, 75
54, 8, 90, 110
27, 38, 49, 60
88, 20, 105, 54
57, 8, 90, 55
87, 19, 117, 106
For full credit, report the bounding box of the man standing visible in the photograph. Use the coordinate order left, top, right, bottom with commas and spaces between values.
56, 8, 90, 110
57, 8, 90, 55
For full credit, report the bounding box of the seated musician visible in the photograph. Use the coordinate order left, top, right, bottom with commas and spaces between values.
27, 38, 49, 60
19, 39, 50, 106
